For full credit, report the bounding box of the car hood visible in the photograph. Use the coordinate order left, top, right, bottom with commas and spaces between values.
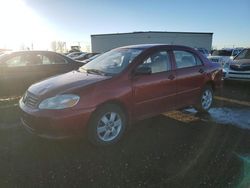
208, 56, 230, 60
233, 59, 250, 65
28, 70, 111, 97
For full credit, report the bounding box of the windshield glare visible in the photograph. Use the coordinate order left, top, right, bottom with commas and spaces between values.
80, 48, 142, 75
234, 49, 250, 60
0, 53, 8, 60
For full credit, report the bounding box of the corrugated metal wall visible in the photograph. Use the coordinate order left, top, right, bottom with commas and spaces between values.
91, 32, 213, 53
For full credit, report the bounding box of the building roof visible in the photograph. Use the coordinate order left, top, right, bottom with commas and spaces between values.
91, 31, 213, 37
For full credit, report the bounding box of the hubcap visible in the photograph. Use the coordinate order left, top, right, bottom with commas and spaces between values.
201, 89, 212, 110
97, 112, 122, 142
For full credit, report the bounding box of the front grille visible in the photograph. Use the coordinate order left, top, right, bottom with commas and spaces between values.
230, 64, 250, 71
228, 71, 250, 80
228, 72, 250, 75
228, 76, 250, 80
21, 112, 51, 134
23, 92, 39, 108
210, 58, 219, 62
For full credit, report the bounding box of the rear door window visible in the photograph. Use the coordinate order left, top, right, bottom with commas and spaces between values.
4, 55, 25, 67
4, 53, 43, 67
173, 50, 202, 69
53, 54, 68, 64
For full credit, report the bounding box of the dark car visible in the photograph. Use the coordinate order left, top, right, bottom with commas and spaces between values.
74, 53, 100, 61
0, 51, 84, 96
66, 52, 86, 59
19, 44, 222, 145
223, 48, 250, 81
80, 54, 101, 64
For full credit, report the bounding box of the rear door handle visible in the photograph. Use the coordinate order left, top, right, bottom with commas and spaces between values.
199, 68, 204, 74
168, 74, 175, 80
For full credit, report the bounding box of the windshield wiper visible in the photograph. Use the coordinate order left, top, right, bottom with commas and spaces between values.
86, 69, 105, 75
79, 68, 107, 76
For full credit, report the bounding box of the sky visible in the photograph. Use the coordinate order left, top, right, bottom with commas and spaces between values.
0, 0, 249, 50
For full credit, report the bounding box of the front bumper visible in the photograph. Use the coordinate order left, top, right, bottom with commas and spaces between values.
19, 99, 95, 139
223, 69, 250, 81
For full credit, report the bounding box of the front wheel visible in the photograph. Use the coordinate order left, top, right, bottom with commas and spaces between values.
87, 104, 127, 146
195, 86, 213, 113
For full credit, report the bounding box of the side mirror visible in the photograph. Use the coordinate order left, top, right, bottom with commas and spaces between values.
134, 66, 152, 75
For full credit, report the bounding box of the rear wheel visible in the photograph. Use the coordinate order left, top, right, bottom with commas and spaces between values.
196, 85, 213, 113
87, 104, 127, 146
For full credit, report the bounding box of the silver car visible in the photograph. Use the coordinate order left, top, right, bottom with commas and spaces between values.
223, 48, 250, 81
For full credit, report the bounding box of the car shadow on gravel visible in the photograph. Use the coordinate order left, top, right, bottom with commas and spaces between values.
0, 112, 249, 188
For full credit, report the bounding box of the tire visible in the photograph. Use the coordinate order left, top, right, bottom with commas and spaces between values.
87, 104, 127, 146
195, 85, 213, 113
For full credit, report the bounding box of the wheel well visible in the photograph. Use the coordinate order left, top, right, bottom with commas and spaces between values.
93, 100, 130, 123
205, 81, 215, 91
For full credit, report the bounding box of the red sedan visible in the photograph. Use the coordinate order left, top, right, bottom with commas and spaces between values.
19, 44, 222, 145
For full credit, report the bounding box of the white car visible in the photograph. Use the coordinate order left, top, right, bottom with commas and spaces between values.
223, 48, 250, 81
230, 48, 244, 59
208, 49, 233, 67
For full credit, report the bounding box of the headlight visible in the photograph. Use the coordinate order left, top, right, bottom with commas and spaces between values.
220, 59, 225, 64
223, 62, 230, 68
39, 94, 80, 110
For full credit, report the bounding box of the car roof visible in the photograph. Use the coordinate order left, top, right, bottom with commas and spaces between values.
7, 50, 59, 54
118, 44, 193, 50
2, 51, 70, 58
0, 50, 72, 62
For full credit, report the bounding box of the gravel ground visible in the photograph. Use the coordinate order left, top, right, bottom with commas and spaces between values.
0, 81, 249, 188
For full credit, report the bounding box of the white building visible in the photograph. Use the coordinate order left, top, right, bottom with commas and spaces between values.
91, 31, 213, 53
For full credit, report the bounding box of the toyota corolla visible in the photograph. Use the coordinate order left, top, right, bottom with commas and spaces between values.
19, 44, 222, 145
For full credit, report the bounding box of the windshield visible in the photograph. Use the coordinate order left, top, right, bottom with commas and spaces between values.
234, 49, 250, 60
232, 49, 243, 57
79, 48, 142, 75
212, 50, 232, 56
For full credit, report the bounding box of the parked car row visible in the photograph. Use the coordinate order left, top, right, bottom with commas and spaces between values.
66, 51, 100, 61
208, 48, 244, 66
0, 47, 246, 99
18, 44, 223, 145
206, 47, 250, 81
5, 44, 250, 145
66, 52, 86, 59
72, 52, 100, 61
81, 54, 101, 64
